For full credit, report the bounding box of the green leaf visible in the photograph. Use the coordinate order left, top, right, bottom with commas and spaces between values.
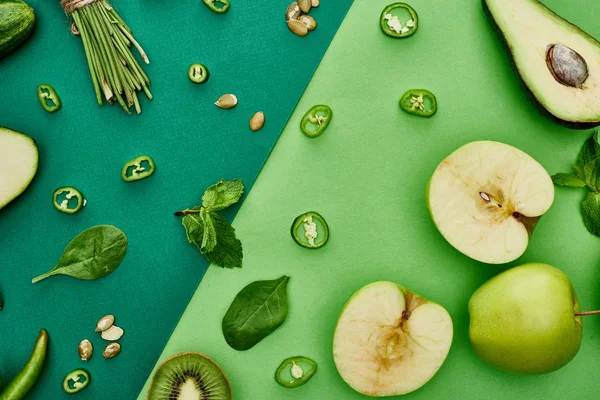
578, 131, 600, 168
32, 225, 128, 283
202, 179, 245, 211
182, 207, 205, 251
205, 212, 243, 269
582, 192, 600, 237
200, 208, 217, 253
551, 173, 587, 188
571, 164, 586, 182
222, 275, 290, 351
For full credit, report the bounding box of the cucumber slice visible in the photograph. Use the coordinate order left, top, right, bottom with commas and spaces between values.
0, 127, 38, 210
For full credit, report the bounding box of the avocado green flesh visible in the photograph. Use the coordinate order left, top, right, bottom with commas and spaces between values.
0, 0, 35, 58
485, 0, 600, 125
0, 127, 39, 210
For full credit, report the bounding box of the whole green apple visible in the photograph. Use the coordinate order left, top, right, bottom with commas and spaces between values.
469, 263, 582, 374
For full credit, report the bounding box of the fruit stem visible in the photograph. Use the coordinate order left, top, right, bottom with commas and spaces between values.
575, 310, 600, 316
174, 209, 201, 216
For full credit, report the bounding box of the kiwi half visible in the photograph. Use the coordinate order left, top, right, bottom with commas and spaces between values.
147, 352, 232, 400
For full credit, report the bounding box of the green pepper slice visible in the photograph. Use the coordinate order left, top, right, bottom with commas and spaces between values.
275, 356, 317, 388
122, 155, 156, 182
203, 0, 230, 13
291, 211, 329, 249
380, 3, 418, 38
37, 84, 62, 113
300, 105, 333, 138
188, 63, 210, 84
62, 369, 90, 394
399, 89, 437, 117
52, 187, 85, 214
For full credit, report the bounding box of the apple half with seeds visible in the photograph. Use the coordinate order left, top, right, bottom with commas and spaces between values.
428, 141, 554, 264
333, 281, 453, 397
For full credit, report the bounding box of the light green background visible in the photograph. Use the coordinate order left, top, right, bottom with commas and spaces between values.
138, 0, 600, 398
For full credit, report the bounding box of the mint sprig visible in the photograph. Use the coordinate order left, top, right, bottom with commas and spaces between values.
176, 179, 244, 268
552, 131, 600, 236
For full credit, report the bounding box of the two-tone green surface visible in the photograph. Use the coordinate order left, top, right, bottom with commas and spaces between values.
138, 0, 600, 398
0, 0, 352, 398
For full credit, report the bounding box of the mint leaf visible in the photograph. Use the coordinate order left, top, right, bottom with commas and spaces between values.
578, 132, 600, 168
202, 179, 245, 211
552, 173, 587, 188
571, 164, 586, 182
583, 192, 600, 237
182, 207, 205, 251
200, 208, 217, 253
205, 212, 243, 269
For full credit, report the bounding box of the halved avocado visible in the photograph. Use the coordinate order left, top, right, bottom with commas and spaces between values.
0, 127, 38, 210
484, 0, 600, 129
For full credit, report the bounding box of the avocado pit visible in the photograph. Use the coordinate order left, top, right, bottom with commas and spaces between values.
546, 43, 589, 88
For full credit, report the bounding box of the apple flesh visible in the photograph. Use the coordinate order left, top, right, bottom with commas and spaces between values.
333, 281, 453, 396
428, 141, 554, 264
469, 263, 582, 374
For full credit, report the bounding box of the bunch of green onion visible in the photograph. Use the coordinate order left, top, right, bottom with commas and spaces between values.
62, 0, 152, 114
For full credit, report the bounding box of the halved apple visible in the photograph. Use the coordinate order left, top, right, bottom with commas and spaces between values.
0, 127, 39, 210
333, 281, 453, 397
428, 141, 554, 264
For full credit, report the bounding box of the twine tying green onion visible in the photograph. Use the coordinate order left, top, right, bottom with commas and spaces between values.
61, 0, 152, 114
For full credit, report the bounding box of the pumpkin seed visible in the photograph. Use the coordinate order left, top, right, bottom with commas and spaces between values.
215, 94, 238, 109
288, 19, 309, 37
95, 315, 115, 332
286, 2, 301, 21
298, 15, 317, 31
78, 339, 93, 361
298, 0, 311, 13
101, 325, 124, 341
250, 112, 265, 131
311, 0, 320, 7
103, 343, 121, 359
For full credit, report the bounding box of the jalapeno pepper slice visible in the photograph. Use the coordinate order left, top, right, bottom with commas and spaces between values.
37, 84, 62, 113
275, 356, 317, 388
380, 3, 418, 38
53, 187, 85, 214
399, 89, 437, 117
188, 64, 210, 84
62, 369, 91, 394
203, 0, 230, 13
122, 155, 156, 182
291, 211, 329, 249
300, 105, 333, 138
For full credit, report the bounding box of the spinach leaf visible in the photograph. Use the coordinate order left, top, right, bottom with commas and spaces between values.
32, 225, 128, 283
222, 275, 290, 351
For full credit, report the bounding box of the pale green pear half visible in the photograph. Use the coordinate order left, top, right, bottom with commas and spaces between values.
0, 127, 39, 210
469, 263, 582, 374
333, 281, 453, 397
428, 141, 554, 264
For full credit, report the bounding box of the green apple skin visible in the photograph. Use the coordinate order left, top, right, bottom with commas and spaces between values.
469, 263, 582, 374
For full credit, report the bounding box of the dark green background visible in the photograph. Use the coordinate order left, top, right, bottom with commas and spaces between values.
0, 0, 352, 398
138, 0, 600, 399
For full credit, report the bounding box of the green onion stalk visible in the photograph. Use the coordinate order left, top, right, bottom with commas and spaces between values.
61, 0, 152, 114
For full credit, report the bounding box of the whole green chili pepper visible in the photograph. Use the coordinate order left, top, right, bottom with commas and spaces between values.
399, 89, 437, 117
380, 3, 418, 38
275, 356, 317, 388
62, 369, 90, 394
0, 329, 49, 400
300, 105, 333, 138
52, 187, 84, 214
203, 0, 230, 13
37, 85, 62, 113
121, 155, 156, 182
188, 63, 210, 84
